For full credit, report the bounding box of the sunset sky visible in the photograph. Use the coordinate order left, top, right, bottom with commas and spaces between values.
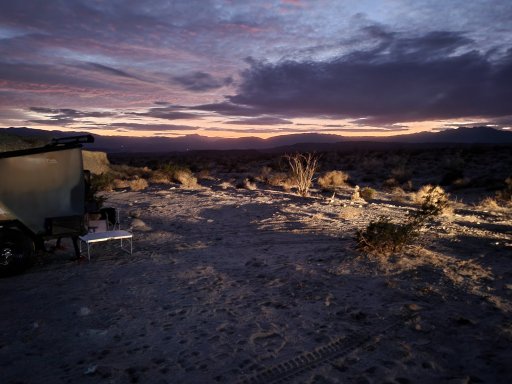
1, 0, 511, 139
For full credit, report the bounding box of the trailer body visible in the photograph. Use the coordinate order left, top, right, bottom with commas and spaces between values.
0, 135, 94, 275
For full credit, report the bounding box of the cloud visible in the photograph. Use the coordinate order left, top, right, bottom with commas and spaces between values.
224, 116, 293, 125
108, 123, 199, 131
225, 30, 512, 125
130, 105, 200, 120
172, 71, 233, 92
79, 62, 140, 80
28, 107, 117, 126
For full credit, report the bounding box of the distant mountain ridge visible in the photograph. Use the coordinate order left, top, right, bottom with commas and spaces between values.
1, 126, 511, 153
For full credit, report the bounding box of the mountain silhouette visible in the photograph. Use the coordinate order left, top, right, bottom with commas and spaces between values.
1, 126, 511, 153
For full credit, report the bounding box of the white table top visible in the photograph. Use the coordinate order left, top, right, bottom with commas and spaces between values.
79, 230, 132, 243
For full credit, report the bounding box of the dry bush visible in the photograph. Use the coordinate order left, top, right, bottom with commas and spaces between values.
196, 169, 215, 180
413, 185, 451, 215
257, 166, 273, 183
218, 180, 234, 189
267, 172, 295, 191
149, 171, 171, 185
496, 177, 512, 202
236, 178, 257, 190
360, 186, 376, 201
174, 169, 198, 188
111, 164, 152, 179
91, 173, 115, 192
390, 187, 409, 203
317, 170, 349, 190
478, 197, 503, 211
286, 153, 318, 197
128, 178, 149, 191
113, 179, 130, 189
339, 206, 362, 220
357, 187, 450, 257
390, 165, 411, 184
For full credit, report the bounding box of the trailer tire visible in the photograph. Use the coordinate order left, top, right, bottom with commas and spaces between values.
0, 229, 35, 277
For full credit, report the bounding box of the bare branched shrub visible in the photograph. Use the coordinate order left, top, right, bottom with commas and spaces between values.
286, 153, 318, 197
317, 170, 349, 190
128, 178, 149, 191
357, 187, 450, 257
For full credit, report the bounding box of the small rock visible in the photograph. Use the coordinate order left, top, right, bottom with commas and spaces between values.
406, 303, 422, 311
79, 307, 91, 316
84, 365, 97, 375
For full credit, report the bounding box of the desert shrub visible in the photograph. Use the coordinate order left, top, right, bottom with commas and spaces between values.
390, 165, 411, 184
91, 172, 115, 192
218, 180, 234, 189
113, 179, 130, 189
257, 166, 273, 183
196, 169, 214, 180
174, 169, 198, 188
357, 218, 417, 256
286, 153, 318, 197
357, 187, 449, 257
149, 171, 171, 184
159, 163, 198, 188
267, 172, 295, 191
382, 177, 399, 190
496, 177, 512, 202
478, 197, 502, 211
128, 178, 148, 191
317, 170, 349, 190
413, 185, 450, 216
339, 206, 362, 220
360, 186, 376, 201
236, 178, 257, 190
111, 164, 152, 179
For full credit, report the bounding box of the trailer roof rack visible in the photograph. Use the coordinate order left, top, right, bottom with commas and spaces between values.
0, 134, 95, 159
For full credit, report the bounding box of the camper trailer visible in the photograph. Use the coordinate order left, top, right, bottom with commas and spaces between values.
0, 135, 94, 275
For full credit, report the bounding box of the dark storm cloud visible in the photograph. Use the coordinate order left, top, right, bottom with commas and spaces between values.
172, 71, 233, 92
225, 116, 293, 125
226, 30, 512, 125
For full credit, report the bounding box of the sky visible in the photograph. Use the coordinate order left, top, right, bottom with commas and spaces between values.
1, 0, 512, 139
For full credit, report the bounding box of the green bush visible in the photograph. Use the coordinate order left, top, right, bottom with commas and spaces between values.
357, 186, 448, 257
357, 218, 417, 256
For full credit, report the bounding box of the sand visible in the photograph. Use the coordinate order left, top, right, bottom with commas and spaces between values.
1, 185, 511, 383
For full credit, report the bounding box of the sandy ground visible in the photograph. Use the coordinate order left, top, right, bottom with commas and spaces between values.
1, 185, 511, 383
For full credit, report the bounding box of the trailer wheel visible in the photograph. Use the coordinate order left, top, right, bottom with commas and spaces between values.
0, 229, 35, 277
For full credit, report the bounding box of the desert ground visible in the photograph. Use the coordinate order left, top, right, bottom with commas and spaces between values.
1, 147, 512, 383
